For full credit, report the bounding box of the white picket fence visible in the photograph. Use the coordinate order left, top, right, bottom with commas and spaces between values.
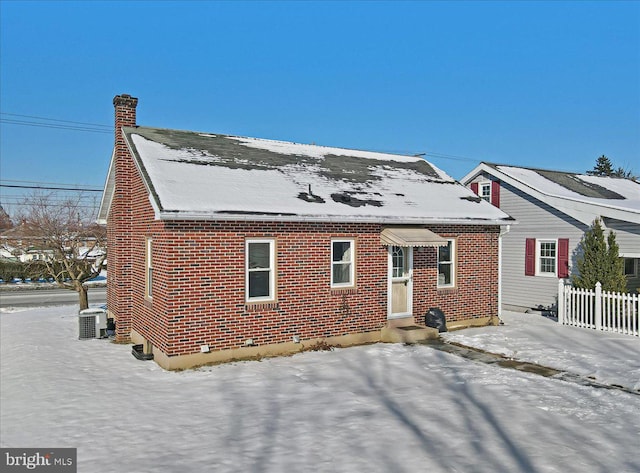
557, 280, 639, 337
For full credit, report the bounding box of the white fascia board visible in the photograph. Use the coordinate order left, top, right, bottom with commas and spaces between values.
460, 163, 487, 185
123, 131, 164, 216
149, 193, 162, 220
97, 149, 116, 225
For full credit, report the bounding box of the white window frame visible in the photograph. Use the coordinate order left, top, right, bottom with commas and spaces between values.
245, 238, 276, 302
479, 181, 491, 203
437, 239, 456, 288
331, 238, 356, 288
536, 239, 557, 277
145, 237, 153, 299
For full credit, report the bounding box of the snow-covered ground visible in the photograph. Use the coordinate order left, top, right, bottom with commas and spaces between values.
1, 305, 639, 473
443, 311, 640, 391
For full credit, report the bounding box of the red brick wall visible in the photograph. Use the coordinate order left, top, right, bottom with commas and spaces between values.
121, 218, 499, 358
412, 225, 500, 323
130, 222, 385, 356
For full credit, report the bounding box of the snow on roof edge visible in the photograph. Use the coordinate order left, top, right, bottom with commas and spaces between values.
467, 162, 640, 218
156, 210, 512, 226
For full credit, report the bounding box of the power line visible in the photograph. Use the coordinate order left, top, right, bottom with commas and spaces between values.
0, 118, 112, 134
1, 195, 100, 203
1, 179, 102, 190
1, 112, 112, 129
1, 192, 100, 198
0, 184, 103, 192
424, 151, 480, 163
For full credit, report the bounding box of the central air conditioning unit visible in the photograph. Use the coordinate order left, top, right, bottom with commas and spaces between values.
78, 308, 108, 339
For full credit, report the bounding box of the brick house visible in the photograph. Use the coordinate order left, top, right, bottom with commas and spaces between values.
98, 94, 512, 369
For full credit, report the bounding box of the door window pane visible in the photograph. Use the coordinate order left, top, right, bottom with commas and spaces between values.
392, 246, 405, 278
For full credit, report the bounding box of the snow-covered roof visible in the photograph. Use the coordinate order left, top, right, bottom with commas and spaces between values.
99, 127, 511, 225
461, 163, 640, 225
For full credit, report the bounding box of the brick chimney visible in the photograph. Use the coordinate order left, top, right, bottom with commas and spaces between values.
108, 94, 138, 342
113, 94, 138, 129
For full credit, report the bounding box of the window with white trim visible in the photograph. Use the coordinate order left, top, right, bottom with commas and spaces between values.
331, 239, 355, 287
623, 258, 637, 277
437, 239, 456, 288
537, 240, 557, 276
480, 182, 491, 202
246, 239, 276, 302
145, 237, 153, 299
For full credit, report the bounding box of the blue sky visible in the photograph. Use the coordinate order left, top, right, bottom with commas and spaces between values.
1, 1, 638, 215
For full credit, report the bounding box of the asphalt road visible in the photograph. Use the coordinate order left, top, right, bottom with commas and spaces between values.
0, 287, 107, 308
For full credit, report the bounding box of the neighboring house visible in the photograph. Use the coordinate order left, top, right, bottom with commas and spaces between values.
0, 224, 102, 264
462, 163, 640, 312
0, 224, 53, 263
99, 94, 512, 369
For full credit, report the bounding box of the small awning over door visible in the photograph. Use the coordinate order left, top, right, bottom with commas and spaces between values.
380, 227, 448, 247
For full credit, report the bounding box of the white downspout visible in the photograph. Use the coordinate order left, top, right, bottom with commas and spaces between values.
498, 224, 511, 323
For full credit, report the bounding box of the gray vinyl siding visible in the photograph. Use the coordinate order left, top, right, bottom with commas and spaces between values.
500, 182, 588, 311
602, 218, 640, 292
601, 218, 640, 255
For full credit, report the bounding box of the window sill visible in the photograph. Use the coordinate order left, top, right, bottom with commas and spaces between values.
245, 301, 279, 311
437, 286, 457, 293
331, 287, 357, 295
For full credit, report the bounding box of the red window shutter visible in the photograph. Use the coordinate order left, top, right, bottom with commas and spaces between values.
525, 238, 536, 276
491, 180, 500, 208
470, 182, 478, 195
558, 238, 569, 278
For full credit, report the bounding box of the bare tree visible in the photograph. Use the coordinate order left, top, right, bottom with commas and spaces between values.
11, 192, 106, 309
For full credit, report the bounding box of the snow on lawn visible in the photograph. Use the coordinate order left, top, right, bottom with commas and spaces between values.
2, 306, 639, 473
443, 310, 640, 391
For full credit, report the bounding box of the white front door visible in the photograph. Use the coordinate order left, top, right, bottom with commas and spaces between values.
388, 246, 413, 318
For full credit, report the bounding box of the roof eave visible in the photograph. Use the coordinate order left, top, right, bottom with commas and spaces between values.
155, 211, 511, 226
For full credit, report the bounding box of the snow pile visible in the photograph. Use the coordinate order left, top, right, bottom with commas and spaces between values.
2, 305, 639, 473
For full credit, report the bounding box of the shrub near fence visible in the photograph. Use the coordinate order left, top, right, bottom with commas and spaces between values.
558, 280, 639, 337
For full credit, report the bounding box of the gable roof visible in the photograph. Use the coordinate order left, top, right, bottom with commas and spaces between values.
461, 162, 640, 225
99, 127, 512, 225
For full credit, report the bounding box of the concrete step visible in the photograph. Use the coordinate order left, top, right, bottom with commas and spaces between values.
381, 324, 439, 344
